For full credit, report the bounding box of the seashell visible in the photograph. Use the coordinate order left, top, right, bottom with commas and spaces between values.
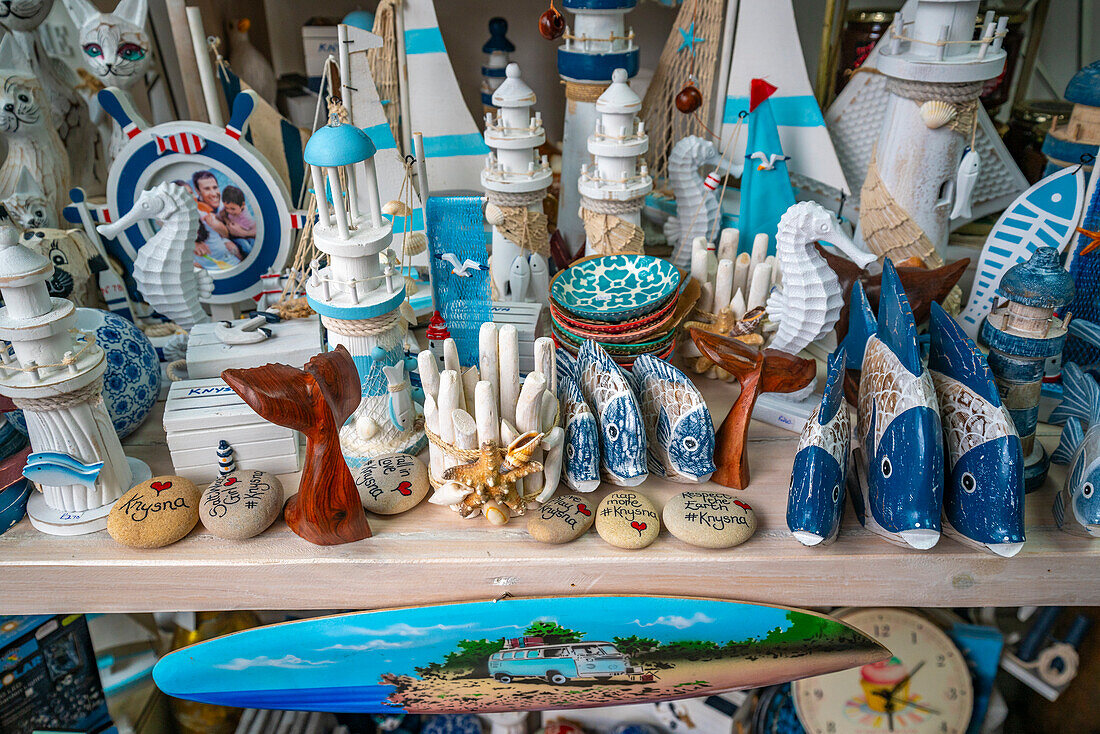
403, 231, 427, 256
429, 481, 474, 506
920, 100, 957, 129
485, 203, 505, 226
504, 430, 543, 466
355, 414, 378, 440
383, 200, 412, 217
484, 500, 510, 525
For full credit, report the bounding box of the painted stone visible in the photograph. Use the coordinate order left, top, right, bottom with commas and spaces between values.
632, 354, 715, 483
356, 453, 429, 515
663, 491, 756, 549
200, 470, 283, 540
107, 475, 200, 548
555, 349, 600, 492
527, 494, 596, 544
595, 490, 660, 549
787, 348, 850, 547
929, 304, 1025, 557
578, 340, 647, 486
849, 263, 944, 550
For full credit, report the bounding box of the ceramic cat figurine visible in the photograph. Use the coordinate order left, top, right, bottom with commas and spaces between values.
0, 34, 69, 221
631, 354, 715, 483
0, 0, 101, 193
577, 340, 647, 487
555, 349, 600, 492
62, 0, 150, 161
3, 165, 57, 229
851, 259, 945, 550
928, 303, 1025, 557
787, 347, 850, 547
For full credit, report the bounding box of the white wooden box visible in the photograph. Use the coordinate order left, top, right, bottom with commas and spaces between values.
164, 378, 301, 482
302, 25, 338, 86
185, 316, 322, 379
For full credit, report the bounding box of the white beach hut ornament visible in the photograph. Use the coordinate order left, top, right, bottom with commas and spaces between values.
580, 68, 652, 258
482, 63, 553, 305
303, 115, 425, 462
0, 225, 149, 535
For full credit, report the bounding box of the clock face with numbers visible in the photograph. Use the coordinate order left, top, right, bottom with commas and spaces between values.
793, 609, 972, 734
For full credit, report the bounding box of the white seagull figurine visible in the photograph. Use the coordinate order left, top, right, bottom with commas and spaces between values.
437, 252, 489, 278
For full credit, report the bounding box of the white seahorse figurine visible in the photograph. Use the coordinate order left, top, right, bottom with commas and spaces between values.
97, 181, 212, 330
665, 136, 733, 268
766, 201, 876, 356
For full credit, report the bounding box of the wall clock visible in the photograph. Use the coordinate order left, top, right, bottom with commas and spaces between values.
793, 608, 972, 734
94, 87, 300, 304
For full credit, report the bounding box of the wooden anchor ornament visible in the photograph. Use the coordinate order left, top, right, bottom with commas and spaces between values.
221, 345, 372, 545
689, 329, 815, 489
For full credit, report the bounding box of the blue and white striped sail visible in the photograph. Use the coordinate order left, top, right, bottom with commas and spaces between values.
958, 165, 1085, 339
345, 26, 426, 264
717, 0, 849, 197
403, 0, 489, 193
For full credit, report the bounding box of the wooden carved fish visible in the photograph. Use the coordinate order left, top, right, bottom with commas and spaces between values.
631, 354, 715, 483
556, 348, 600, 492
1051, 362, 1100, 538
578, 340, 647, 486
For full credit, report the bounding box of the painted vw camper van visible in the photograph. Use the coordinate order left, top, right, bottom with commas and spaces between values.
487, 639, 647, 684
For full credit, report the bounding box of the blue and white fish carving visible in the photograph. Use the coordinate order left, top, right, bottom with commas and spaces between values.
928, 303, 1025, 557
555, 349, 601, 492
22, 451, 103, 490
852, 259, 945, 550
578, 340, 647, 486
787, 347, 850, 547
382, 362, 415, 431
1050, 362, 1100, 538
631, 354, 715, 483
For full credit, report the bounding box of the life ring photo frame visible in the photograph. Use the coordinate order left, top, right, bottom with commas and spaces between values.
98, 88, 299, 305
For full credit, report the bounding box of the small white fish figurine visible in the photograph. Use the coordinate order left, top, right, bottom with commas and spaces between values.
556, 349, 600, 492
528, 254, 550, 307
1051, 362, 1100, 538
577, 340, 647, 486
22, 451, 103, 489
382, 362, 415, 432
631, 354, 715, 483
949, 147, 981, 221
508, 254, 531, 302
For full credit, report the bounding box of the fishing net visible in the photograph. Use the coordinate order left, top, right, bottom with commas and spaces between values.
427, 195, 491, 366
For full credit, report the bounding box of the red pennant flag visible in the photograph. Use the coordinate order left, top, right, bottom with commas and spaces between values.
749, 79, 778, 112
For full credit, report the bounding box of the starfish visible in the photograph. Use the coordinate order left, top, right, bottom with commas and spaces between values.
443, 435, 543, 496
677, 21, 705, 54
1076, 227, 1100, 256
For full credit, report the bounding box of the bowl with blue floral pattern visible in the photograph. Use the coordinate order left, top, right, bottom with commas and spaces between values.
550, 254, 681, 323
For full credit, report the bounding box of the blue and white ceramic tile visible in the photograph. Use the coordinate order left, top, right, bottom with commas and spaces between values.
551, 254, 680, 322
631, 354, 714, 483
578, 340, 647, 486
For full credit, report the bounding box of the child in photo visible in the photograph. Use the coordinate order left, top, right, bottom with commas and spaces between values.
183, 172, 240, 268
217, 186, 257, 258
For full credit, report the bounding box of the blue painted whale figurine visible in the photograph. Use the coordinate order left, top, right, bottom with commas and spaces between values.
22, 451, 104, 490
928, 303, 1025, 556
631, 354, 715, 483
1050, 362, 1100, 538
787, 347, 850, 546
577, 340, 647, 486
556, 349, 601, 492
851, 259, 944, 550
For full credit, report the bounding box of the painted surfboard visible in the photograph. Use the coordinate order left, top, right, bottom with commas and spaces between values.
958, 165, 1085, 339
153, 596, 888, 715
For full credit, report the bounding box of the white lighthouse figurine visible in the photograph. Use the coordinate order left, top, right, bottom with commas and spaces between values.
482, 63, 553, 304
580, 68, 652, 257
303, 114, 425, 462
0, 224, 149, 534
556, 0, 638, 256
859, 0, 1009, 267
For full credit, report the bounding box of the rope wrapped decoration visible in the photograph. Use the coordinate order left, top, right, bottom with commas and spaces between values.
11, 379, 103, 412
320, 310, 404, 337
486, 190, 550, 258
859, 150, 945, 268
563, 80, 609, 105
581, 196, 645, 255
887, 78, 982, 136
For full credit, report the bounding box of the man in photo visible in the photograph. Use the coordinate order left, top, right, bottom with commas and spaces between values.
217, 186, 257, 258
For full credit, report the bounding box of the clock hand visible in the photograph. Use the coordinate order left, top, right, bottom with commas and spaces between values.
904, 700, 942, 716
889, 660, 925, 695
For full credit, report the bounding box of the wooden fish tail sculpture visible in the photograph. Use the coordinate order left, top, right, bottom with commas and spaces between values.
928, 303, 1025, 556
787, 347, 850, 546
577, 340, 647, 486
556, 348, 601, 492
1050, 362, 1100, 538
632, 354, 716, 483
852, 259, 944, 550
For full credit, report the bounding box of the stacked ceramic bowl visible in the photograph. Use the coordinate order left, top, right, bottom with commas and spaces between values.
549, 254, 684, 369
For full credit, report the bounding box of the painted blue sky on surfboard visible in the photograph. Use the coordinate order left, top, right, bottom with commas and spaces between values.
153, 597, 886, 714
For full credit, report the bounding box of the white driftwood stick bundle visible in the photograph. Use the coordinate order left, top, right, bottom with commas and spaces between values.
417, 350, 440, 401
751, 233, 769, 267
474, 380, 499, 445
461, 366, 480, 408
515, 372, 547, 497
733, 252, 751, 296
718, 227, 739, 262
747, 262, 772, 311
479, 322, 499, 409
442, 339, 466, 412
423, 393, 443, 482
714, 259, 734, 312
501, 418, 519, 444
536, 393, 563, 502
731, 289, 747, 319
451, 409, 477, 454
689, 237, 710, 286
534, 337, 556, 398
498, 324, 520, 426
438, 370, 460, 469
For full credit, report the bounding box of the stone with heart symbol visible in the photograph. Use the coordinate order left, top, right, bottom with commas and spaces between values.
354, 453, 429, 515
200, 470, 284, 540
107, 475, 201, 548
527, 494, 596, 544
662, 490, 757, 548
595, 489, 660, 549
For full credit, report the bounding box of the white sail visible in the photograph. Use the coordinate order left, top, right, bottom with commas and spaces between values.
717, 0, 850, 196
402, 0, 489, 193
345, 26, 425, 264
824, 0, 1028, 225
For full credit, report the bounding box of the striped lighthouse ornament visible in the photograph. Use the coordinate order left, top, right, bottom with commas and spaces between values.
217, 440, 237, 476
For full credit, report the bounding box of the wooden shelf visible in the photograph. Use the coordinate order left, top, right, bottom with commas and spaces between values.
0, 378, 1096, 614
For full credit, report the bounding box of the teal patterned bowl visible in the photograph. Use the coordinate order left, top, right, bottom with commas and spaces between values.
550, 254, 681, 322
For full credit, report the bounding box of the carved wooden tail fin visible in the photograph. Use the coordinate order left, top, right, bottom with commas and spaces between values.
221, 361, 319, 433
303, 345, 362, 426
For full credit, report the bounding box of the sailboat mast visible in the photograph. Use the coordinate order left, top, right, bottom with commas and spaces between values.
338, 24, 353, 124
395, 3, 413, 155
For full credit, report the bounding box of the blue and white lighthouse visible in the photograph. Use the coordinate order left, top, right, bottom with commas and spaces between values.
481, 17, 515, 112
303, 115, 424, 460
556, 0, 639, 256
